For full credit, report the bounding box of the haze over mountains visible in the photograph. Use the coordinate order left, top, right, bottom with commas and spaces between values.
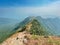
0, 17, 19, 43
36, 16, 60, 35
0, 16, 60, 43
0, 17, 19, 31
13, 16, 60, 35
0, 16, 60, 35
0, 16, 60, 34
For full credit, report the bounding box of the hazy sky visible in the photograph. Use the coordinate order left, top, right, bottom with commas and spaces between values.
0, 0, 60, 20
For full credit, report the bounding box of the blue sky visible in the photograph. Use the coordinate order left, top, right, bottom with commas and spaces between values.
0, 0, 60, 20
0, 0, 57, 6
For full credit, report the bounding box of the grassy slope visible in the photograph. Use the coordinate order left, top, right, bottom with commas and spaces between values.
25, 34, 60, 45
27, 19, 51, 36
0, 17, 59, 44
0, 24, 18, 43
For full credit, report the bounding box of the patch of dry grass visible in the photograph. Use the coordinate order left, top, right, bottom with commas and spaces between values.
27, 35, 60, 45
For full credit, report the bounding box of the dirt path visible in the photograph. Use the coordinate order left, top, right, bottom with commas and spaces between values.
0, 32, 26, 45
0, 33, 60, 45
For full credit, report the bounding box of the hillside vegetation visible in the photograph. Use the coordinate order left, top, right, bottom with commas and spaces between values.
0, 16, 60, 45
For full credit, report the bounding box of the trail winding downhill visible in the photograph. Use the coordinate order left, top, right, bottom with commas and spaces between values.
0, 31, 27, 45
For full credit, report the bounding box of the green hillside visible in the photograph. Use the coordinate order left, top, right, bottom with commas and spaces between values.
26, 19, 50, 35
0, 16, 57, 43
16, 18, 52, 36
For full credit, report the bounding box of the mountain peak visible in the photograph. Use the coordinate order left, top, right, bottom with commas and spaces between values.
16, 18, 50, 36
13, 16, 60, 36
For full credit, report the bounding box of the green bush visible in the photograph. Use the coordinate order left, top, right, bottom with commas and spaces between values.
29, 19, 49, 36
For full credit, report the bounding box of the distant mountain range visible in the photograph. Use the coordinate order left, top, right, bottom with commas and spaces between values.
0, 16, 60, 43
0, 18, 19, 43
0, 16, 60, 35
0, 18, 19, 24
0, 18, 19, 31
36, 16, 60, 35
14, 16, 60, 36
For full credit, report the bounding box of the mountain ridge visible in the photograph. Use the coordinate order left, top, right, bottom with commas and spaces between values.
0, 16, 60, 43
1, 16, 60, 45
13, 16, 53, 36
13, 16, 60, 35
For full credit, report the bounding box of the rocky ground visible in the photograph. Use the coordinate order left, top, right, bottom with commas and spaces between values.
0, 31, 60, 45
0, 31, 26, 45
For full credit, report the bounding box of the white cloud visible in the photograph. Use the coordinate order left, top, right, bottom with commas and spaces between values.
16, 1, 60, 18
10, 1, 60, 17
0, 1, 60, 18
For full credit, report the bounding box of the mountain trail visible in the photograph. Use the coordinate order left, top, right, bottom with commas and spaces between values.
0, 31, 28, 45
